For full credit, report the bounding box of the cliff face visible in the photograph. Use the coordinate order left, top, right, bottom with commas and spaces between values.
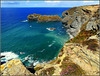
33, 5, 100, 75
1, 5, 100, 75
62, 5, 100, 38
27, 13, 62, 22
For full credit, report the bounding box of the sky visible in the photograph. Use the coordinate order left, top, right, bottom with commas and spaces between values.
1, 0, 99, 8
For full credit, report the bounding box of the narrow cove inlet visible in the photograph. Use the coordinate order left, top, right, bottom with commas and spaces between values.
1, 8, 70, 66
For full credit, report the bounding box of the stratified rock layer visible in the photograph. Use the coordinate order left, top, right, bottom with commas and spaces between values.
0, 59, 33, 75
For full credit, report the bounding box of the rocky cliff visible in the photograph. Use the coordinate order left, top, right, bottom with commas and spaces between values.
1, 5, 100, 75
0, 59, 33, 75
62, 5, 100, 38
27, 13, 62, 22
33, 5, 100, 75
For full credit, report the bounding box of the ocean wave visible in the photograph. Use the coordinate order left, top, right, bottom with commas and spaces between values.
20, 20, 28, 22
1, 52, 19, 62
40, 49, 45, 52
48, 41, 56, 47
23, 55, 47, 66
24, 56, 40, 66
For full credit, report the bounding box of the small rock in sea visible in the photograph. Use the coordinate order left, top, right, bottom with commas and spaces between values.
20, 52, 25, 54
46, 28, 56, 31
0, 55, 5, 58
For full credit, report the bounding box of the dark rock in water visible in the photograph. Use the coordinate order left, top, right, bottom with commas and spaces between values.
0, 56, 5, 58
49, 28, 56, 30
46, 28, 56, 31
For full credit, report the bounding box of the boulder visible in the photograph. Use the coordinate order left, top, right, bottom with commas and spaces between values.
0, 59, 33, 75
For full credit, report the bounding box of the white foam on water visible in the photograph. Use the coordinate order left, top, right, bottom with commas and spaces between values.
33, 61, 40, 66
21, 20, 28, 22
1, 52, 19, 62
40, 49, 45, 52
48, 41, 56, 47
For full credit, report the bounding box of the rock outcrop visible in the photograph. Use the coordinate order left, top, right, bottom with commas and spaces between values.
62, 5, 100, 38
27, 13, 62, 22
0, 59, 33, 75
33, 5, 100, 75
1, 5, 99, 75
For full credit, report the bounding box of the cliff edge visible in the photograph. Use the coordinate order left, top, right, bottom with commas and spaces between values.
1, 5, 100, 75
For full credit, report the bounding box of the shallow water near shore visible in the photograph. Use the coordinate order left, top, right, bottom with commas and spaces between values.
1, 8, 70, 66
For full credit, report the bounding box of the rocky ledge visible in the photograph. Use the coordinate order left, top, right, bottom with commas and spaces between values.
0, 59, 33, 75
1, 5, 100, 75
27, 13, 62, 22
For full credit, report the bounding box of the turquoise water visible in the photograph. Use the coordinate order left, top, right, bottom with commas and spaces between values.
1, 8, 70, 66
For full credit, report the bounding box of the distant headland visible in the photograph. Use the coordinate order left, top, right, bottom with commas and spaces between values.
27, 13, 62, 22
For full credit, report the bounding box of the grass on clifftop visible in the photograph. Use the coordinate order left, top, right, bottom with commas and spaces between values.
39, 67, 55, 75
82, 39, 99, 51
38, 15, 62, 21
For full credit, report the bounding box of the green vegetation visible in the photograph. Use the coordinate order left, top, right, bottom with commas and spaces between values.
39, 67, 55, 75
82, 39, 99, 51
38, 15, 62, 21
33, 13, 41, 17
56, 59, 61, 64
67, 21, 97, 43
63, 56, 69, 61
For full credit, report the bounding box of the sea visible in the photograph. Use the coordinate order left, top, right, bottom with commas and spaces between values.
1, 7, 70, 66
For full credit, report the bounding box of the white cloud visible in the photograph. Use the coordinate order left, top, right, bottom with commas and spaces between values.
83, 1, 95, 3
45, 0, 61, 3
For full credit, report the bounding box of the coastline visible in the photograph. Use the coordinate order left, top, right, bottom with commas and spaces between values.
1, 5, 100, 75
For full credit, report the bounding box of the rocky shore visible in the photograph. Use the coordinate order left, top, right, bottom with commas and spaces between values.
1, 5, 100, 75
27, 13, 62, 22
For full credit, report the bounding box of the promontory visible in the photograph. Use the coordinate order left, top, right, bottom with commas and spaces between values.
27, 13, 62, 22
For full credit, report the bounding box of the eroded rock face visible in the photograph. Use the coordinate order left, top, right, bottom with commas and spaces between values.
33, 5, 100, 75
62, 5, 100, 38
0, 59, 33, 75
27, 13, 62, 22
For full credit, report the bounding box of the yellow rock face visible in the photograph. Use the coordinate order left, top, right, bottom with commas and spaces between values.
0, 59, 33, 75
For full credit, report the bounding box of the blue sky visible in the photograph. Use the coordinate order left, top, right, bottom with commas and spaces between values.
1, 0, 99, 7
